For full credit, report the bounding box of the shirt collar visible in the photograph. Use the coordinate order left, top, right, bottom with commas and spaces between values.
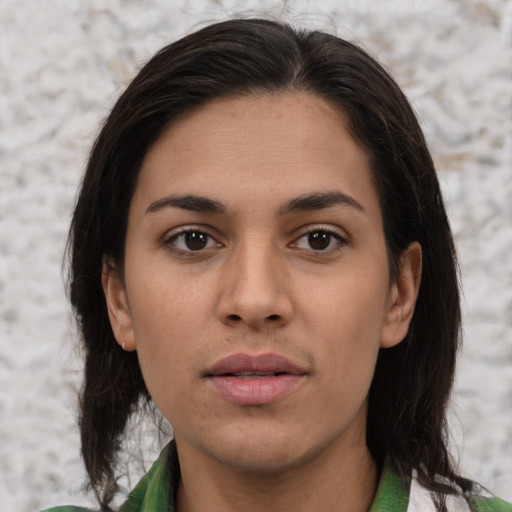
119, 441, 177, 512
120, 441, 409, 512
370, 463, 410, 512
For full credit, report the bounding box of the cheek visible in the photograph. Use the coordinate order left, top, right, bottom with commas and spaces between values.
302, 269, 389, 338
299, 268, 388, 379
130, 267, 213, 341
127, 273, 214, 395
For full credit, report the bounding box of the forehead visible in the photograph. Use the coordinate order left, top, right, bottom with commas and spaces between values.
134, 92, 378, 215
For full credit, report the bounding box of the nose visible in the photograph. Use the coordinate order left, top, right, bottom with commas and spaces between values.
216, 240, 293, 330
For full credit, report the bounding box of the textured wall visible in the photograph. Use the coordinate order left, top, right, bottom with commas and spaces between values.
0, 0, 510, 509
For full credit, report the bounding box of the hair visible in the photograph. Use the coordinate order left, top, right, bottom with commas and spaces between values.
68, 18, 467, 509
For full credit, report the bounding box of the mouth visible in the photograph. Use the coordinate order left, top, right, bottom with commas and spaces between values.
205, 352, 307, 406
206, 352, 306, 376
223, 371, 289, 378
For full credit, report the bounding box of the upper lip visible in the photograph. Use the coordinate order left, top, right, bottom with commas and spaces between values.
205, 352, 307, 377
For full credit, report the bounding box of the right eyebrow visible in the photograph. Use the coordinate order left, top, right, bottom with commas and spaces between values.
145, 194, 226, 215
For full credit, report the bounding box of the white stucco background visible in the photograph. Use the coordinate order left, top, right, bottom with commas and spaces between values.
0, 0, 511, 510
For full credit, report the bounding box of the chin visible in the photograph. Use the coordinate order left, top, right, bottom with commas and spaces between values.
216, 445, 309, 475
204, 426, 329, 476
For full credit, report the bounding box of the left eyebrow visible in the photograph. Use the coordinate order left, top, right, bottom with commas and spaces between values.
145, 194, 226, 215
278, 191, 365, 215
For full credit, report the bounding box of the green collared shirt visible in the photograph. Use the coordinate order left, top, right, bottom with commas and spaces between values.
43, 441, 512, 512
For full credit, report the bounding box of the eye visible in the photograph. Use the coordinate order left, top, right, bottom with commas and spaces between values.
291, 229, 347, 251
166, 229, 221, 252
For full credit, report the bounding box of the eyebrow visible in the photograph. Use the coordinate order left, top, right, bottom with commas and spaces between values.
278, 191, 364, 215
145, 190, 364, 216
146, 194, 226, 215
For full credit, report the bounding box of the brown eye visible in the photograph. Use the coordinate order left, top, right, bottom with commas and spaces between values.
167, 229, 221, 252
184, 231, 208, 250
308, 231, 333, 250
291, 228, 346, 252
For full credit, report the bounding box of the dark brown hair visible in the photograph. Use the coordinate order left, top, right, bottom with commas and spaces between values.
68, 18, 467, 508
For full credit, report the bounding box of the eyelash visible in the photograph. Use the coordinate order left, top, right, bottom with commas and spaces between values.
163, 225, 348, 255
164, 227, 222, 254
291, 226, 348, 252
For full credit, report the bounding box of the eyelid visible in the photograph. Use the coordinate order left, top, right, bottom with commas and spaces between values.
163, 225, 223, 253
161, 223, 348, 253
293, 223, 348, 241
289, 224, 349, 250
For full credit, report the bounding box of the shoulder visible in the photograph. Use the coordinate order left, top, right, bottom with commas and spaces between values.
39, 507, 98, 512
409, 473, 512, 512
38, 443, 176, 512
469, 496, 512, 512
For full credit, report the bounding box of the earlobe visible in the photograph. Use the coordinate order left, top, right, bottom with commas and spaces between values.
380, 242, 422, 349
101, 258, 136, 351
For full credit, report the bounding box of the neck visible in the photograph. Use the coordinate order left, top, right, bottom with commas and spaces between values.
176, 438, 379, 512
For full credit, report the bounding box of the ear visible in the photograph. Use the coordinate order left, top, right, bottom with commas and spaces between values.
380, 242, 422, 348
102, 258, 136, 351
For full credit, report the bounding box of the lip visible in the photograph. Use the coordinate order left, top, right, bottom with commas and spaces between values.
205, 352, 307, 406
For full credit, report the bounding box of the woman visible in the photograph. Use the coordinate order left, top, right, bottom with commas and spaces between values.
45, 18, 510, 512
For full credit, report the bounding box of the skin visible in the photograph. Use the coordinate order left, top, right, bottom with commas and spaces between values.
103, 93, 422, 512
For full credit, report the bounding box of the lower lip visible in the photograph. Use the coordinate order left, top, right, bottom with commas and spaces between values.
207, 374, 304, 405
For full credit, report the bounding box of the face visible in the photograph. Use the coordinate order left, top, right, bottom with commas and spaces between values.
103, 93, 420, 475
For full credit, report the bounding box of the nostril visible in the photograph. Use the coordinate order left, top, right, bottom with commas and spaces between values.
266, 314, 280, 322
227, 314, 242, 322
